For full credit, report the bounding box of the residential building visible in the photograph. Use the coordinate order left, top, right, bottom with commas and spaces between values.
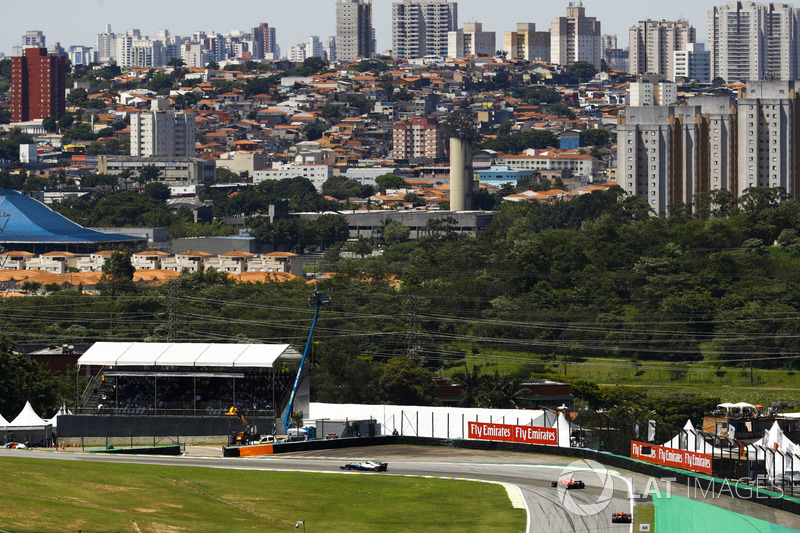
307, 36, 323, 58
392, 0, 458, 60
253, 164, 333, 191
96, 25, 116, 63
605, 48, 629, 72
737, 81, 799, 193
496, 150, 598, 178
13, 30, 46, 56
130, 101, 196, 157
708, 2, 800, 82
392, 116, 445, 160
673, 43, 711, 83
252, 23, 278, 60
617, 80, 800, 215
10, 47, 67, 122
448, 22, 495, 58
68, 46, 96, 67
550, 3, 602, 69
97, 156, 215, 186
288, 44, 307, 63
22, 30, 46, 49
336, 0, 374, 61
503, 23, 550, 61
181, 43, 213, 68
628, 81, 678, 106
324, 36, 337, 62
618, 97, 738, 214
628, 19, 696, 80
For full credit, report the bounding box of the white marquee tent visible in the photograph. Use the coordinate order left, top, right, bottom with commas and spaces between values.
748, 421, 800, 479
3, 401, 52, 445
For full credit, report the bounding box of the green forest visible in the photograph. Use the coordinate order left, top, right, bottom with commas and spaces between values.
4, 186, 800, 418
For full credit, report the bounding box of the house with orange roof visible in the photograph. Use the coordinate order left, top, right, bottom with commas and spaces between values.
204, 251, 255, 274
0, 251, 35, 270
132, 251, 171, 270
247, 252, 303, 276
161, 251, 213, 273
74, 250, 117, 272
26, 252, 78, 274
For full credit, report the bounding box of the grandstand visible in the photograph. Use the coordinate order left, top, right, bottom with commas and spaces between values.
59, 342, 305, 439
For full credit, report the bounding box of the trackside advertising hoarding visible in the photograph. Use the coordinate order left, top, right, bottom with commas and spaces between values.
631, 441, 713, 475
468, 421, 558, 446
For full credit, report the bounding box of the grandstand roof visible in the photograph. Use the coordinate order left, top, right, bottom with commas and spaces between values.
77, 342, 302, 369
0, 189, 142, 244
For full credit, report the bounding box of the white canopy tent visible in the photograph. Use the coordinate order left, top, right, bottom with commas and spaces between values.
8, 401, 50, 429
77, 342, 302, 369
46, 405, 72, 430
5, 401, 52, 445
662, 419, 732, 455
747, 421, 800, 480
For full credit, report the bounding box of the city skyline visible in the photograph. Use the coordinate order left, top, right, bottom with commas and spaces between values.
3, 0, 719, 58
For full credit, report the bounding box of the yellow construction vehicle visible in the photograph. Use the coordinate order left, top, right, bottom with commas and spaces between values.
225, 406, 256, 445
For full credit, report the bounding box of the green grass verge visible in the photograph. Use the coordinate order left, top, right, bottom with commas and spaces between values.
0, 456, 525, 532
633, 504, 655, 532
452, 352, 800, 406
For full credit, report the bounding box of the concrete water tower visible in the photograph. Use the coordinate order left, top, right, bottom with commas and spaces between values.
443, 109, 479, 212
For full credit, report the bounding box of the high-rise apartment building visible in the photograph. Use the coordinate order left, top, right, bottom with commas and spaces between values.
10, 47, 66, 123
130, 101, 196, 157
13, 31, 46, 57
392, 0, 458, 60
708, 2, 800, 82
68, 46, 97, 67
673, 43, 711, 83
628, 81, 678, 106
629, 20, 696, 80
550, 3, 602, 69
503, 23, 551, 61
97, 25, 116, 63
448, 22, 495, 58
392, 117, 444, 160
324, 37, 337, 62
336, 0, 374, 61
737, 81, 799, 192
252, 23, 277, 60
618, 81, 800, 214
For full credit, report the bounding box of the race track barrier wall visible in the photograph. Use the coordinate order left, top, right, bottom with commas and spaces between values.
87, 445, 182, 456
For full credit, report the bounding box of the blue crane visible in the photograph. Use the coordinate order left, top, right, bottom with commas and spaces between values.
282, 290, 329, 434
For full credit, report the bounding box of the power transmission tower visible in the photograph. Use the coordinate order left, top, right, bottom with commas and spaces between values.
167, 278, 180, 341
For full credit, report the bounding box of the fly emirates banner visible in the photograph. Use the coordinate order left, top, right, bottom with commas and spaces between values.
631, 441, 713, 475
468, 421, 558, 446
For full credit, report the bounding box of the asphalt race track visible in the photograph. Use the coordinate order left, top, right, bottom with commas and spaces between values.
2, 445, 798, 532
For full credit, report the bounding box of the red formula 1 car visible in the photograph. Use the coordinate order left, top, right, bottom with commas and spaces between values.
550, 478, 585, 489
611, 511, 632, 523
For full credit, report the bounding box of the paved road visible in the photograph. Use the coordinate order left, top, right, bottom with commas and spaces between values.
2, 445, 798, 532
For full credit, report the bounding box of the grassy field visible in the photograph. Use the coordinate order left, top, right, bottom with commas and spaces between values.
0, 456, 525, 533
452, 351, 800, 407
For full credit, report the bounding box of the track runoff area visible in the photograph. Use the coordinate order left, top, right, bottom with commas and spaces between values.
12, 422, 800, 533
